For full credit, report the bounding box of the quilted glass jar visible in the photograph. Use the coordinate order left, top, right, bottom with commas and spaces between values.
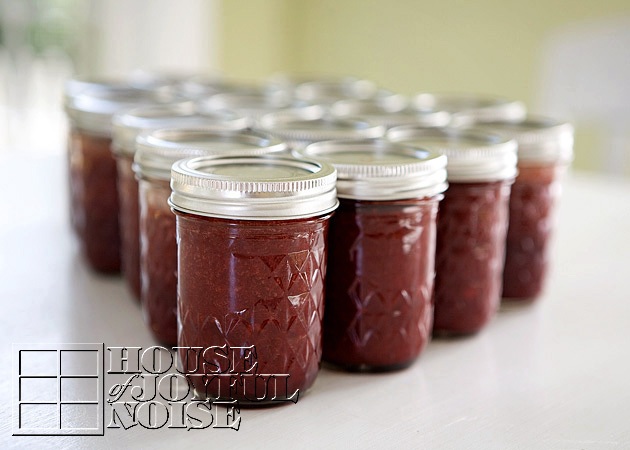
64, 84, 181, 272
300, 139, 447, 371
169, 155, 338, 403
388, 127, 517, 334
475, 118, 574, 300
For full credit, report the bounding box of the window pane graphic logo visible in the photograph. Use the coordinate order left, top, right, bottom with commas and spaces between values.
13, 343, 104, 436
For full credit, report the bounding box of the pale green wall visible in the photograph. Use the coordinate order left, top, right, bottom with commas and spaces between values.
217, 0, 630, 174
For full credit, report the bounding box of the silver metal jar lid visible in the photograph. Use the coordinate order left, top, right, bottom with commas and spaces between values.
412, 93, 526, 126
332, 99, 451, 129
387, 127, 517, 183
298, 139, 448, 200
135, 128, 288, 181
472, 116, 574, 165
169, 155, 339, 220
179, 75, 274, 98
112, 104, 249, 156
257, 108, 386, 149
294, 78, 378, 104
198, 90, 314, 120
65, 86, 187, 136
64, 76, 129, 99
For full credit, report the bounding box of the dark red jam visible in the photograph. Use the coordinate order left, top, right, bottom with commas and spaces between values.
116, 155, 141, 298
69, 130, 120, 272
502, 164, 564, 300
175, 212, 331, 402
138, 180, 178, 345
322, 197, 439, 371
433, 180, 512, 334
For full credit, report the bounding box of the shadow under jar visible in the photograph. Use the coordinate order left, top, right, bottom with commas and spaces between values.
112, 105, 249, 299
388, 127, 518, 334
299, 139, 448, 371
169, 155, 338, 404
64, 84, 182, 272
475, 118, 574, 301
134, 129, 286, 346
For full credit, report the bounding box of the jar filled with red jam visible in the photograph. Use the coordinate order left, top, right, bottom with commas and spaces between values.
64, 85, 181, 272
257, 106, 385, 149
475, 118, 574, 301
169, 155, 338, 403
412, 93, 526, 127
299, 139, 447, 371
331, 97, 451, 129
112, 105, 249, 299
388, 127, 517, 334
135, 129, 287, 346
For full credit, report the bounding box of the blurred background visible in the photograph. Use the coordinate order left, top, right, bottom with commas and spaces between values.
1, 0, 629, 176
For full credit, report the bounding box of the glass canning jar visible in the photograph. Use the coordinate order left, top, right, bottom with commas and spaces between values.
475, 117, 574, 301
412, 93, 526, 127
299, 139, 448, 371
64, 84, 182, 272
257, 107, 385, 150
112, 104, 249, 299
134, 129, 287, 346
388, 127, 517, 334
169, 155, 338, 403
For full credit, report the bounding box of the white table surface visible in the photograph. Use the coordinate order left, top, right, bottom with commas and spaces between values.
1, 154, 629, 450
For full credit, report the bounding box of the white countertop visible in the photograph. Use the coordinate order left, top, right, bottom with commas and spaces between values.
1, 154, 629, 449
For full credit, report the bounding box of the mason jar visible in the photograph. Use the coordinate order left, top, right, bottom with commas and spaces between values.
412, 93, 526, 127
64, 85, 182, 272
134, 129, 287, 346
257, 107, 385, 149
475, 117, 574, 301
170, 155, 338, 403
111, 104, 249, 299
388, 127, 517, 334
299, 139, 447, 371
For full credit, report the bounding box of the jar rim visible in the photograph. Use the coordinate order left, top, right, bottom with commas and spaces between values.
299, 139, 448, 200
112, 104, 250, 155
473, 116, 574, 164
332, 99, 451, 128
134, 128, 288, 181
169, 155, 339, 220
412, 92, 527, 125
257, 108, 386, 148
65, 86, 188, 135
387, 126, 518, 182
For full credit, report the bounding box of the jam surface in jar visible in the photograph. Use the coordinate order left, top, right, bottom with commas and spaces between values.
176, 213, 330, 401
433, 181, 512, 334
139, 179, 177, 345
116, 155, 141, 297
502, 164, 564, 300
323, 198, 439, 370
69, 130, 120, 272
